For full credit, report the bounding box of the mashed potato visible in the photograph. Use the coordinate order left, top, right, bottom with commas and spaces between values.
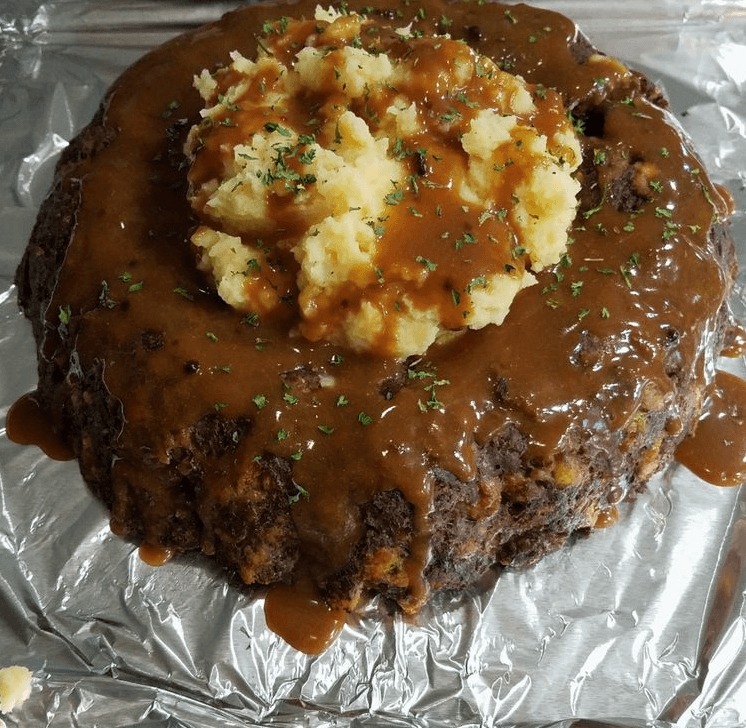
0, 665, 31, 714
186, 7, 581, 358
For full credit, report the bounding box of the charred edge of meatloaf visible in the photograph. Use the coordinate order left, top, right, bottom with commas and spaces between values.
197, 453, 301, 585
15, 106, 115, 342
105, 427, 300, 584
14, 102, 126, 504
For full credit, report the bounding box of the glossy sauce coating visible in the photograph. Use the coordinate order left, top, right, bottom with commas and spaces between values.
265, 578, 346, 653
19, 0, 737, 651
138, 544, 175, 567
7, 393, 74, 461
676, 371, 746, 486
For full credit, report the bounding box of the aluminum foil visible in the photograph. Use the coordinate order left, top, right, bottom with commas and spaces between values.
1, 1, 745, 726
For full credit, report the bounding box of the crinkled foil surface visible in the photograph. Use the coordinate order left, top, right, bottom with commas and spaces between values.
1, 1, 745, 726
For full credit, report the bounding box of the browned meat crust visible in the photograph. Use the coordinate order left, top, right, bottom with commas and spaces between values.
15, 0, 736, 612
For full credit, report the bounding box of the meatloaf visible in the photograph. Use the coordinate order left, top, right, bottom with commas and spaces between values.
15, 0, 736, 621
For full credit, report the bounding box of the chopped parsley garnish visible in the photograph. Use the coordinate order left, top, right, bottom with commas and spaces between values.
408, 366, 437, 380
252, 394, 268, 409
217, 94, 239, 112
439, 108, 462, 124
569, 112, 585, 135
478, 210, 498, 226
264, 121, 292, 137
288, 483, 309, 505
261, 142, 317, 193
454, 232, 477, 249
416, 255, 437, 271
619, 265, 633, 288
384, 188, 404, 206
298, 148, 316, 165
173, 287, 194, 300
418, 379, 449, 412
466, 275, 488, 293
583, 201, 604, 219
493, 160, 514, 172
454, 91, 479, 108
662, 221, 680, 241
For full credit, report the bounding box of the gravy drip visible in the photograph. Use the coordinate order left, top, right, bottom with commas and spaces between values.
676, 371, 746, 486
264, 578, 346, 654
139, 544, 175, 567
6, 392, 74, 461
27, 0, 736, 649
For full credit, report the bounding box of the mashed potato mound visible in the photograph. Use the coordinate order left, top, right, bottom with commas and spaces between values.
186, 7, 581, 358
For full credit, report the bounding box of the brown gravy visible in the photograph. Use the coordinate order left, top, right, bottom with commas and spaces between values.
676, 370, 746, 487
6, 392, 74, 461
139, 544, 175, 567
12, 0, 741, 652
264, 578, 346, 654
721, 325, 746, 358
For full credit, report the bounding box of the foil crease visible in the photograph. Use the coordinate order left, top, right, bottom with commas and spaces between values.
0, 1, 744, 726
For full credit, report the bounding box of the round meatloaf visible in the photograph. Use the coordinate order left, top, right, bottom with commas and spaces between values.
15, 0, 736, 615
